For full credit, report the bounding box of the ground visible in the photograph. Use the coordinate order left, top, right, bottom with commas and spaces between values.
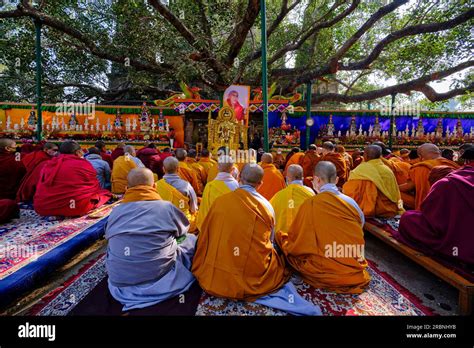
1, 233, 458, 316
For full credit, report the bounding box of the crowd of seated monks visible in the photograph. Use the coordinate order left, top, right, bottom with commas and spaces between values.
0, 137, 473, 315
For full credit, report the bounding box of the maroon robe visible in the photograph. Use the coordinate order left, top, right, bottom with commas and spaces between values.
396, 165, 474, 273
111, 147, 124, 161
0, 199, 19, 223
100, 151, 114, 169
0, 149, 26, 200
34, 154, 111, 217
16, 150, 52, 203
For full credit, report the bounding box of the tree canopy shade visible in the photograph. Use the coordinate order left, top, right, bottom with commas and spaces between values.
0, 0, 472, 105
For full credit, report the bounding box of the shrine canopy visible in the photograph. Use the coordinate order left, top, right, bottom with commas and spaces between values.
268, 110, 474, 149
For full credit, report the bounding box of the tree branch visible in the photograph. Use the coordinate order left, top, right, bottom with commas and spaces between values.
312, 60, 474, 103
223, 0, 260, 67
343, 7, 474, 71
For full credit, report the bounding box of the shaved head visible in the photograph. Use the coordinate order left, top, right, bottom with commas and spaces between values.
364, 145, 382, 161
218, 155, 234, 173
175, 148, 187, 161
163, 156, 179, 174
127, 167, 155, 188
261, 153, 273, 164
314, 161, 337, 184
187, 149, 197, 158
322, 141, 335, 151
201, 148, 210, 157
240, 163, 264, 187
0, 138, 16, 151
124, 145, 136, 156
287, 164, 303, 182
418, 143, 441, 160
308, 144, 317, 151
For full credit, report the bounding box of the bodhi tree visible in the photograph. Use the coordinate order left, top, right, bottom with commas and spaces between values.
0, 0, 472, 106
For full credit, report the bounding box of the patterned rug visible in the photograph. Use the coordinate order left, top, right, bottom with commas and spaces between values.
0, 205, 112, 280
30, 253, 434, 316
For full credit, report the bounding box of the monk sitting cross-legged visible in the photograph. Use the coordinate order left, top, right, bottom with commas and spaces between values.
17, 142, 58, 203
192, 164, 321, 315
270, 164, 314, 234
277, 161, 371, 294
320, 141, 348, 188
257, 153, 286, 200
34, 141, 111, 217
156, 157, 198, 233
196, 155, 239, 231
106, 168, 197, 311
343, 145, 404, 218
399, 143, 460, 210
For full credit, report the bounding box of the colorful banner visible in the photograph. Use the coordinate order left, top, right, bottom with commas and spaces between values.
223, 85, 250, 125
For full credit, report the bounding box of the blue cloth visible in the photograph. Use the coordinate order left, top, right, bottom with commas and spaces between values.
163, 173, 198, 213
255, 281, 322, 316
0, 217, 107, 308
108, 234, 197, 311
86, 154, 111, 189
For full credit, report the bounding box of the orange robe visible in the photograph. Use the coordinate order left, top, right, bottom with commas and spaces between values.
283, 152, 305, 176
321, 152, 348, 187
192, 188, 288, 300
111, 155, 137, 194
406, 158, 460, 210
300, 151, 321, 178
178, 162, 201, 195
257, 163, 286, 200
198, 157, 216, 178
343, 159, 403, 218
185, 158, 206, 192
381, 157, 411, 185
277, 191, 371, 293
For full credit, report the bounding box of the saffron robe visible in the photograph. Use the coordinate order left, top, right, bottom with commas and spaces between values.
192, 188, 289, 300
343, 158, 403, 218
270, 181, 314, 234
34, 154, 111, 217
0, 149, 26, 200
300, 151, 321, 178
257, 163, 286, 200
198, 157, 217, 177
407, 158, 460, 210
185, 158, 207, 191
381, 157, 411, 185
177, 162, 201, 196
277, 184, 370, 293
16, 150, 52, 202
321, 152, 348, 187
283, 152, 305, 176
111, 155, 137, 194
156, 178, 198, 233
196, 173, 238, 231
106, 185, 196, 311
397, 166, 474, 269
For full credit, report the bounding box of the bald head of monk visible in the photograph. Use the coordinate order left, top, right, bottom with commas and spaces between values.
175, 148, 187, 161
60, 141, 83, 157
218, 155, 234, 173
287, 164, 303, 184
417, 143, 441, 161
0, 138, 17, 152
201, 148, 211, 158
364, 145, 382, 161
335, 145, 346, 154
127, 167, 155, 188
187, 149, 197, 159
124, 145, 136, 157
261, 153, 273, 164
308, 144, 317, 151
163, 156, 179, 174
312, 161, 337, 193
321, 141, 335, 155
240, 163, 264, 189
